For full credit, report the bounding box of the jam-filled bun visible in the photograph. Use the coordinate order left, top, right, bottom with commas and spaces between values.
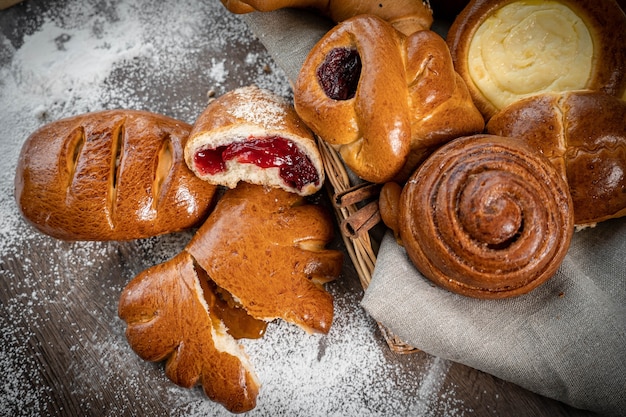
184, 86, 325, 196
294, 15, 484, 184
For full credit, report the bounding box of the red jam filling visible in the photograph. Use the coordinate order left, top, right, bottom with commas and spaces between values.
317, 47, 362, 100
193, 136, 320, 191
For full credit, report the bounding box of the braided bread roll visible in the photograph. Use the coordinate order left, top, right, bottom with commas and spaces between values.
487, 90, 626, 227
220, 0, 433, 35
390, 135, 574, 299
447, 0, 626, 120
294, 15, 484, 184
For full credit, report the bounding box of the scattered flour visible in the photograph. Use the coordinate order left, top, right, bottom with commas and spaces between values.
0, 0, 463, 416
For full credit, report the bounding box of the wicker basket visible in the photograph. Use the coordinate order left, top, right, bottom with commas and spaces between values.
316, 138, 419, 354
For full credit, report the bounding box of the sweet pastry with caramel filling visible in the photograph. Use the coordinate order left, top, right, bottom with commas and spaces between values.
186, 182, 343, 334
294, 15, 485, 184
220, 0, 433, 35
487, 90, 626, 227
14, 110, 217, 241
184, 86, 325, 196
118, 251, 262, 413
380, 135, 574, 299
447, 0, 626, 120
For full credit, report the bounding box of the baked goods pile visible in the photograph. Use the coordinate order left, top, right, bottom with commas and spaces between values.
15, 86, 343, 412
288, 0, 625, 298
12, 0, 626, 412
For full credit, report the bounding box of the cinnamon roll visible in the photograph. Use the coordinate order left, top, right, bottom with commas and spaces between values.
397, 135, 574, 299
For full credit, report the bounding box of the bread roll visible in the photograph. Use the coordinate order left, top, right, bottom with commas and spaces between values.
220, 0, 433, 35
487, 90, 626, 226
447, 0, 626, 120
384, 135, 574, 299
15, 110, 217, 241
294, 15, 484, 184
184, 86, 325, 196
186, 182, 343, 334
118, 251, 260, 413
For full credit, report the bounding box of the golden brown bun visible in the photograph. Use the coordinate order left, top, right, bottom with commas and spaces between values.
379, 181, 402, 240
396, 134, 574, 299
118, 251, 260, 413
14, 110, 217, 241
487, 90, 626, 226
447, 0, 626, 120
187, 182, 343, 334
119, 182, 341, 411
184, 86, 325, 196
294, 15, 484, 184
220, 0, 433, 35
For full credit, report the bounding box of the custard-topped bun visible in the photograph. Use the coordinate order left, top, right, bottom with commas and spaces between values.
185, 86, 325, 196
220, 0, 433, 35
487, 90, 626, 227
15, 110, 217, 241
294, 15, 484, 184
447, 0, 626, 119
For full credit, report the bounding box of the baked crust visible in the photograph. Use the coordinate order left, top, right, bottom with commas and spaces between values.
186, 182, 343, 334
15, 110, 217, 241
487, 90, 626, 226
220, 0, 433, 35
394, 135, 574, 299
118, 251, 260, 413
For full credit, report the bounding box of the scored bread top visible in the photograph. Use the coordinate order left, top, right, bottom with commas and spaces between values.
15, 109, 217, 241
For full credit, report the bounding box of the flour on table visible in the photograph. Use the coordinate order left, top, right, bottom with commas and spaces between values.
0, 0, 462, 416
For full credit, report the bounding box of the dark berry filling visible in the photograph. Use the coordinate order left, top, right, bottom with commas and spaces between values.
193, 136, 320, 192
316, 47, 362, 100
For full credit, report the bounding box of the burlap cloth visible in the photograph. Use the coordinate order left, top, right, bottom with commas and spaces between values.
242, 9, 626, 416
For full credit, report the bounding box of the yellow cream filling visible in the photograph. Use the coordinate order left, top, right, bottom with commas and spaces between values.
468, 0, 593, 110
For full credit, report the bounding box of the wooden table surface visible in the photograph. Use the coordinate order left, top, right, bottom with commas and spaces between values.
0, 1, 601, 416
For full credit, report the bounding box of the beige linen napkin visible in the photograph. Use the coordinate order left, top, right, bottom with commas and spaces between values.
242, 9, 626, 416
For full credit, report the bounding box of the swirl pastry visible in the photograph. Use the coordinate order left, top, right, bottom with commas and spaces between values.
387, 135, 574, 299
487, 90, 626, 226
220, 0, 433, 35
447, 0, 626, 119
294, 15, 484, 184
184, 86, 325, 196
14, 110, 217, 241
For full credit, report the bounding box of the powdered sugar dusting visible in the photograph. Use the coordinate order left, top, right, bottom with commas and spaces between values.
228, 85, 290, 130
0, 0, 464, 415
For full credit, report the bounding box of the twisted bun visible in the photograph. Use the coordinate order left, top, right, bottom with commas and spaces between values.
294, 15, 484, 184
